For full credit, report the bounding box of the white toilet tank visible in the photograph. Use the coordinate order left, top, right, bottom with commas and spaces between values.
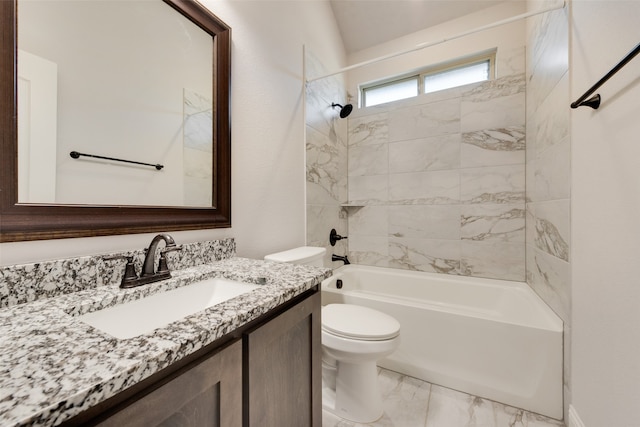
264, 246, 326, 267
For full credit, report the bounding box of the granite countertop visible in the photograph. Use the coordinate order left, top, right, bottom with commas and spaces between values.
0, 257, 332, 427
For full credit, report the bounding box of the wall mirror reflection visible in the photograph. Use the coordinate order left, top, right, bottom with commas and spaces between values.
0, 0, 231, 242
18, 0, 213, 207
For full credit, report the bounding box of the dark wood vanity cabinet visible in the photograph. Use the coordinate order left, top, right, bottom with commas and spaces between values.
96, 340, 243, 427
244, 290, 322, 427
66, 289, 321, 427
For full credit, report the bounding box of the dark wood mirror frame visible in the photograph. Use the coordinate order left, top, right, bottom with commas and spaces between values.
0, 0, 231, 242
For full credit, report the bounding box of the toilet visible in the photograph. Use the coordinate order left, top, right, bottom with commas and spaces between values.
321, 303, 400, 423
263, 247, 401, 423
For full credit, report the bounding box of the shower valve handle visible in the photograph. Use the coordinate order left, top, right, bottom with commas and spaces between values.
330, 228, 348, 246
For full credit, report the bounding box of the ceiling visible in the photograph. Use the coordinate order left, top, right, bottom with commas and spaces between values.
329, 0, 505, 53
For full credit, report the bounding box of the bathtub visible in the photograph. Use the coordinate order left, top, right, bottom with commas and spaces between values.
321, 264, 563, 419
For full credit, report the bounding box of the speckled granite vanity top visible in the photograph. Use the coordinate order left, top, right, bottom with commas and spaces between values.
0, 252, 331, 426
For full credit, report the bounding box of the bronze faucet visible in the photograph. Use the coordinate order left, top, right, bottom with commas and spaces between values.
104, 233, 181, 288
141, 233, 178, 278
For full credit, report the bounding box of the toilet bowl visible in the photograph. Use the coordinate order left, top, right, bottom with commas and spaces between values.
321, 303, 400, 423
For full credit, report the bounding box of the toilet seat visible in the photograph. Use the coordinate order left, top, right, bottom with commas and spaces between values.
322, 304, 400, 341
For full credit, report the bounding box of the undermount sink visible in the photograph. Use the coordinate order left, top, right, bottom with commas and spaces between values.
78, 277, 259, 339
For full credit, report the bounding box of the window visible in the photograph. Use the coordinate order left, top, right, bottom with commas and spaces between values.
361, 52, 495, 107
362, 77, 418, 107
423, 59, 490, 94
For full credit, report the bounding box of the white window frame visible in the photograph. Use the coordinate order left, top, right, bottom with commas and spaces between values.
360, 50, 496, 108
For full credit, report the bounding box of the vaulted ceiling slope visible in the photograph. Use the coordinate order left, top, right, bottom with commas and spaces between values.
329, 0, 506, 53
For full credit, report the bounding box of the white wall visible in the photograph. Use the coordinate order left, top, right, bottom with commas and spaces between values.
345, 1, 526, 104
570, 1, 640, 425
0, 0, 346, 266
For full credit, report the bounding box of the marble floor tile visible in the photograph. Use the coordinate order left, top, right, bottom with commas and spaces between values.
322, 368, 565, 427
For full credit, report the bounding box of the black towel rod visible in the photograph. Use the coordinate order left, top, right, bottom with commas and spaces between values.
69, 151, 164, 170
571, 42, 640, 109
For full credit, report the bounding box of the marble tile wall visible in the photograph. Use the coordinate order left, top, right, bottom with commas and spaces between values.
0, 238, 236, 309
525, 0, 571, 420
183, 88, 213, 206
346, 50, 526, 281
305, 50, 349, 266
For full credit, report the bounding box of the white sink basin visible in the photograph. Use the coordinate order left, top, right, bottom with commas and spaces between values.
78, 277, 259, 339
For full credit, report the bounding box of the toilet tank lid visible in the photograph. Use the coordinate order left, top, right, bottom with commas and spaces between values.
264, 246, 326, 263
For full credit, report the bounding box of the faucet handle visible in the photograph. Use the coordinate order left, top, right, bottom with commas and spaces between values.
103, 255, 139, 287
157, 246, 182, 274
330, 228, 348, 246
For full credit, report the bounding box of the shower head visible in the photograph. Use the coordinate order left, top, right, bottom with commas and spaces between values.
332, 103, 353, 119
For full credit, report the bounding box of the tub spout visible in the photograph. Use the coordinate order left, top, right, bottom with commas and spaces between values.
332, 254, 350, 265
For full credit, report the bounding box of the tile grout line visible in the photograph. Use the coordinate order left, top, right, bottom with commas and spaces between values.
424, 382, 433, 427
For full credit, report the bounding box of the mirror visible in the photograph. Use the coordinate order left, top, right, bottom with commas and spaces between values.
18, 0, 214, 207
0, 0, 231, 242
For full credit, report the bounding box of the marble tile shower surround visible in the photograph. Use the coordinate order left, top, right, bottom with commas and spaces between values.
183, 88, 214, 206
305, 48, 349, 266
347, 72, 526, 281
525, 1, 571, 420
0, 238, 236, 309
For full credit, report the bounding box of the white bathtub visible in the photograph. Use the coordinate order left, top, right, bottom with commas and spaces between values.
321, 264, 563, 419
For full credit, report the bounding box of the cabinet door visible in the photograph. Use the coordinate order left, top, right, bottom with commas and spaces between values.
97, 339, 242, 427
244, 291, 321, 427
